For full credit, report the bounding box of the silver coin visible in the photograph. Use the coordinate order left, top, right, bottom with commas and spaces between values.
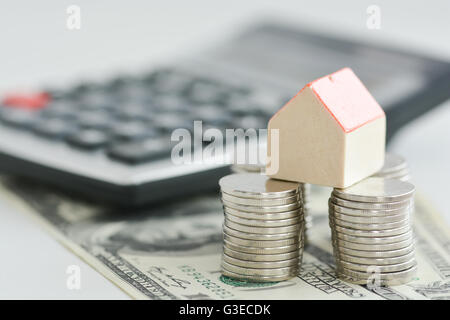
333, 229, 413, 245
222, 198, 302, 213
336, 257, 416, 273
219, 173, 300, 199
230, 163, 265, 174
398, 175, 412, 182
225, 211, 303, 227
337, 266, 417, 286
225, 219, 303, 234
333, 243, 415, 258
224, 238, 301, 254
337, 263, 417, 280
329, 210, 410, 224
223, 232, 300, 248
330, 221, 411, 237
374, 153, 408, 175
224, 206, 302, 221
223, 245, 301, 262
330, 196, 411, 210
222, 260, 299, 277
376, 174, 411, 183
332, 237, 413, 251
222, 192, 301, 206
329, 201, 412, 218
375, 168, 410, 180
329, 215, 411, 231
333, 177, 415, 203
336, 250, 415, 266
300, 183, 310, 192
223, 224, 300, 241
222, 253, 300, 269
221, 268, 298, 282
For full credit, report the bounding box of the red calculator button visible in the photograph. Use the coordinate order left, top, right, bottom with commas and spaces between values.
2, 92, 50, 110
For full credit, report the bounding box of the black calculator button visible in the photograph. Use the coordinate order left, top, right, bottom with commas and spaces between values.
111, 121, 158, 141
117, 86, 151, 104
43, 88, 67, 101
78, 92, 116, 111
42, 102, 79, 119
33, 118, 76, 138
150, 72, 191, 94
153, 96, 190, 113
154, 114, 194, 132
77, 111, 113, 129
67, 129, 109, 149
105, 76, 138, 90
107, 138, 172, 164
0, 108, 39, 128
187, 81, 226, 104
114, 103, 149, 121
68, 82, 99, 98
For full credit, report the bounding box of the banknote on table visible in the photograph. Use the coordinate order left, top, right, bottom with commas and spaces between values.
0, 176, 449, 300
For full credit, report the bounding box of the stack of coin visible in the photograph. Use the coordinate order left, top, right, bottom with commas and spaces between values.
231, 164, 312, 242
219, 173, 305, 282
329, 177, 417, 286
372, 153, 411, 182
301, 183, 312, 240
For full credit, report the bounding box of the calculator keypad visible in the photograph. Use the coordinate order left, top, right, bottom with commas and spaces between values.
0, 69, 285, 164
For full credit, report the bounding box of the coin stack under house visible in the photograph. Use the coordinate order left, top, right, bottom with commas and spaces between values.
219, 173, 305, 282
301, 183, 312, 240
329, 177, 417, 286
231, 164, 312, 243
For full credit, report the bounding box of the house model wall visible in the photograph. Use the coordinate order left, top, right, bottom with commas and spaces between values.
266, 68, 386, 188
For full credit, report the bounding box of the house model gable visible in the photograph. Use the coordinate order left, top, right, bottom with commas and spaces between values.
308, 68, 385, 132
267, 68, 386, 188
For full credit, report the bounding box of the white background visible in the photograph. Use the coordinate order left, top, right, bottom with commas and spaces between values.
0, 0, 449, 299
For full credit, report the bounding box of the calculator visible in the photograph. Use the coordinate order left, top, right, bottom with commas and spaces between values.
1, 23, 449, 205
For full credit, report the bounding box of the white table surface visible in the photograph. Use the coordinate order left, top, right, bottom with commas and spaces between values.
0, 0, 449, 299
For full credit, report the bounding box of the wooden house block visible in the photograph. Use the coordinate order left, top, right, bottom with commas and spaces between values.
267, 68, 386, 188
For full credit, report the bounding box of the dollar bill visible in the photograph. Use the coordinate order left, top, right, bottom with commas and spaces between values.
0, 176, 449, 300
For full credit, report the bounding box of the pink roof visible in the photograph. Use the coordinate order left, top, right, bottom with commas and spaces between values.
306, 68, 385, 133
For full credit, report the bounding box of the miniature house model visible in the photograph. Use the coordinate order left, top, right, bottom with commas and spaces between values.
267, 68, 386, 188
